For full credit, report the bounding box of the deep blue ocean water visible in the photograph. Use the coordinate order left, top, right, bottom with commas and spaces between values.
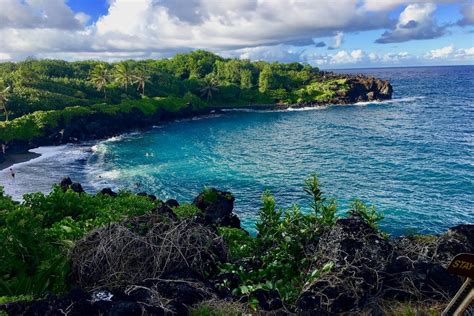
2, 66, 473, 235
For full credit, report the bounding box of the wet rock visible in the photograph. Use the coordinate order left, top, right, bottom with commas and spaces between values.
193, 188, 240, 228
71, 182, 84, 193
60, 177, 73, 190
59, 177, 84, 193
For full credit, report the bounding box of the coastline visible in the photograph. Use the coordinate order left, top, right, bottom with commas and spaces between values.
0, 150, 41, 171
0, 99, 391, 171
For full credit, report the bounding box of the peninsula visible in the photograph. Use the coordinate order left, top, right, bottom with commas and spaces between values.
0, 51, 392, 166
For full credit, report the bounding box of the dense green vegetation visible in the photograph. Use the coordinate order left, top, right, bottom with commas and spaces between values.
0, 175, 383, 306
0, 186, 157, 297
0, 51, 351, 144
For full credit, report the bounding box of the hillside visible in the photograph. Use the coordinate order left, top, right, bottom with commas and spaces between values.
0, 51, 391, 162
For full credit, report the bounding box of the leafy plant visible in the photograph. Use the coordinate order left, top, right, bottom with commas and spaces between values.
349, 199, 385, 231
173, 203, 202, 219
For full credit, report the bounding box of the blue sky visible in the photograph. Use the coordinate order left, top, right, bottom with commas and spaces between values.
0, 0, 473, 68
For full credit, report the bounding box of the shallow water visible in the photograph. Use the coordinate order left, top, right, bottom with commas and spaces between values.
2, 66, 473, 235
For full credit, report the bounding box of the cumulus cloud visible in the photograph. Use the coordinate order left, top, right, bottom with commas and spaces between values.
425, 45, 454, 59
0, 0, 470, 66
425, 45, 474, 60
328, 32, 344, 50
0, 0, 84, 30
376, 3, 446, 43
457, 3, 474, 26
302, 48, 412, 66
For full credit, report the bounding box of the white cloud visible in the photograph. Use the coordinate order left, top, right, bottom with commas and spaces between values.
0, 0, 470, 67
74, 12, 91, 26
425, 45, 474, 60
426, 45, 454, 59
0, 53, 11, 61
328, 32, 344, 50
376, 3, 445, 43
0, 0, 82, 30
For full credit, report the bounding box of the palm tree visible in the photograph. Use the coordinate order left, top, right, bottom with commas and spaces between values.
200, 76, 219, 102
90, 64, 110, 100
0, 86, 11, 121
132, 68, 151, 96
113, 63, 134, 94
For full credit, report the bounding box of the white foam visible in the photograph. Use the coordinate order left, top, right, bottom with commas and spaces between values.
354, 96, 425, 106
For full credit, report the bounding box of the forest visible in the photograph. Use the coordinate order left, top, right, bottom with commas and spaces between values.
0, 50, 351, 145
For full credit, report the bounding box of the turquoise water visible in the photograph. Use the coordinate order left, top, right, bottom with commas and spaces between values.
3, 66, 473, 235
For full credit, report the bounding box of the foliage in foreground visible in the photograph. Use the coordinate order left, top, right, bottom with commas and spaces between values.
0, 187, 156, 296
0, 175, 384, 306
218, 175, 383, 303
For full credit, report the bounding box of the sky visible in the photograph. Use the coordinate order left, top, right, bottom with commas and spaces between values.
0, 0, 473, 69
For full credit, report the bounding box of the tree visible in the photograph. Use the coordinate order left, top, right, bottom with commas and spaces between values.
90, 64, 110, 100
132, 68, 151, 96
258, 65, 275, 93
200, 76, 219, 102
0, 86, 10, 121
113, 63, 134, 93
240, 69, 253, 89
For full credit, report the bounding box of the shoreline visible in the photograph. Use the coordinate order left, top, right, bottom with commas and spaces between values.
0, 99, 392, 171
0, 150, 41, 171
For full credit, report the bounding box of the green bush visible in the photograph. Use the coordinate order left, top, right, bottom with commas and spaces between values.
172, 203, 202, 219
0, 186, 156, 296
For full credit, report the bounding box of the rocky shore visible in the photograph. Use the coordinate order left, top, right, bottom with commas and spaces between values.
0, 74, 392, 168
1, 181, 470, 315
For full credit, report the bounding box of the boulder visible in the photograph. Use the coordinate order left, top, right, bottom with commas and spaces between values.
193, 188, 240, 228
137, 192, 157, 201
60, 177, 84, 193
99, 188, 117, 197
297, 216, 394, 314
384, 224, 473, 301
165, 199, 180, 208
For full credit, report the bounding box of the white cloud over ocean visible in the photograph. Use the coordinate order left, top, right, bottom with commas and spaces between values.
0, 0, 472, 67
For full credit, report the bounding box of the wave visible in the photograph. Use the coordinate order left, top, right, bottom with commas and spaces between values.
174, 113, 223, 123
354, 96, 425, 106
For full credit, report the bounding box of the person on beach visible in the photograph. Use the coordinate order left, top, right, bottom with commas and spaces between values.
9, 168, 15, 182
1, 144, 5, 154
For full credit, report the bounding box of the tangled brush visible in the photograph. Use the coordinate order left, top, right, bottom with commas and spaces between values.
69, 214, 228, 289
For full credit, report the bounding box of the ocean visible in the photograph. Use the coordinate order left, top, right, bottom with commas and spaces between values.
2, 65, 473, 235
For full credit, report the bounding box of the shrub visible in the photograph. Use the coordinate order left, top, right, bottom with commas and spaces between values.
173, 203, 202, 219
349, 199, 384, 231
0, 186, 156, 296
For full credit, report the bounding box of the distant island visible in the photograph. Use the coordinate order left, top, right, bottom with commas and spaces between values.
0, 50, 392, 167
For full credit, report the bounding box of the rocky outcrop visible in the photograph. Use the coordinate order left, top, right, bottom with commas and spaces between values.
297, 216, 394, 314
297, 218, 472, 314
2, 184, 468, 315
193, 188, 241, 228
342, 76, 393, 103
60, 177, 84, 193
